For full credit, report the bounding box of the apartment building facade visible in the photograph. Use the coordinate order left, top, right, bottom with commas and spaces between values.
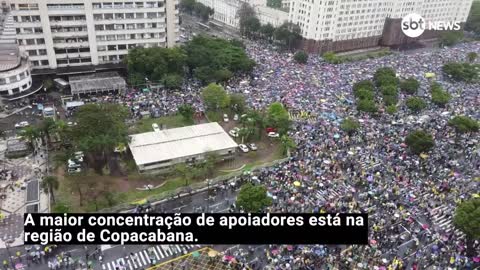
6, 0, 179, 70
288, 0, 473, 53
0, 8, 34, 99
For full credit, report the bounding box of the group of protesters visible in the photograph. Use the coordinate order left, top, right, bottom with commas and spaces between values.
222, 41, 480, 269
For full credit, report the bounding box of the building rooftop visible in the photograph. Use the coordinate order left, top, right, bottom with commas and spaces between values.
129, 122, 238, 166
69, 71, 127, 94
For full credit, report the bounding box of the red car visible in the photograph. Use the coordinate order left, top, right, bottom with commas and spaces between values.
266, 127, 277, 133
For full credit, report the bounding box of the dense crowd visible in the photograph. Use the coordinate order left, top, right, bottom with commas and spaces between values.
228, 42, 480, 269
10, 39, 478, 269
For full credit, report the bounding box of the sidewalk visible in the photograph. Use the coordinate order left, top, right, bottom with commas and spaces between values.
0, 106, 31, 119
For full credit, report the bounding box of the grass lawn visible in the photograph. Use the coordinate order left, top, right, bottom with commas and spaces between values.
130, 115, 193, 134
54, 169, 188, 212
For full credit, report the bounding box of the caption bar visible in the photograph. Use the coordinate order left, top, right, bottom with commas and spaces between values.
24, 213, 368, 245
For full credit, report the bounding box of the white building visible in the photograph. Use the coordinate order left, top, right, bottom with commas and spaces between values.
197, 0, 287, 28
0, 9, 33, 98
288, 0, 473, 43
5, 0, 179, 70
129, 122, 238, 173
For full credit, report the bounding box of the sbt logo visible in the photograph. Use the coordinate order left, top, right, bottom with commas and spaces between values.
401, 13, 461, 38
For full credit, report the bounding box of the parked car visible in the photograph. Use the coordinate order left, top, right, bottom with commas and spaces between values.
68, 168, 81, 174
152, 123, 160, 132
229, 127, 240, 137
223, 114, 229, 122
266, 127, 277, 133
233, 114, 239, 121
14, 121, 29, 128
248, 143, 258, 151
267, 132, 280, 138
238, 144, 249, 153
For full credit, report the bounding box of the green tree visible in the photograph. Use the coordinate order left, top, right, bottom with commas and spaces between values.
40, 117, 57, 146
237, 3, 256, 37
201, 83, 230, 111
467, 52, 478, 63
453, 198, 480, 257
266, 102, 290, 135
406, 97, 427, 112
357, 99, 378, 113
52, 202, 70, 213
448, 116, 480, 133
71, 104, 129, 175
354, 88, 375, 100
294, 51, 308, 64
177, 104, 195, 122
41, 176, 59, 204
442, 62, 479, 82
180, 0, 196, 13
386, 105, 397, 115
174, 163, 191, 186
267, 0, 282, 9
20, 126, 40, 146
280, 135, 295, 155
162, 74, 183, 89
229, 93, 247, 114
440, 31, 464, 47
400, 78, 420, 94
322, 51, 342, 64
340, 118, 360, 135
353, 80, 375, 93
214, 68, 233, 83
236, 183, 272, 212
260, 23, 275, 40
243, 16, 261, 38
405, 130, 435, 155
273, 22, 301, 51
466, 0, 480, 35
383, 95, 398, 106
430, 82, 452, 106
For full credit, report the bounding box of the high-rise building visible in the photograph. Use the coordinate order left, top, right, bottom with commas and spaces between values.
0, 7, 34, 99
5, 0, 179, 70
288, 0, 473, 53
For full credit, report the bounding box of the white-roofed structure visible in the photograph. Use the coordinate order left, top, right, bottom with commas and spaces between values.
129, 122, 238, 173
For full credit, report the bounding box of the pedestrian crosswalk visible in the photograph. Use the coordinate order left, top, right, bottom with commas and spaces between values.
430, 205, 464, 239
101, 244, 200, 270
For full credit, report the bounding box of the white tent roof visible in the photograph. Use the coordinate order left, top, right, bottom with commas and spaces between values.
129, 122, 238, 165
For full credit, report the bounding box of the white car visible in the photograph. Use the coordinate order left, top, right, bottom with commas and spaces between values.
229, 129, 239, 137
248, 143, 258, 151
223, 114, 229, 122
233, 114, 239, 121
238, 144, 249, 153
267, 132, 280, 138
152, 123, 160, 132
14, 121, 29, 128
68, 168, 81, 174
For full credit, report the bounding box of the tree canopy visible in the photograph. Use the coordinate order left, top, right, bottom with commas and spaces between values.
406, 97, 427, 112
357, 99, 378, 113
184, 35, 255, 83
71, 104, 129, 175
229, 93, 247, 114
236, 183, 272, 212
466, 0, 480, 35
340, 118, 360, 135
201, 83, 230, 110
405, 130, 435, 155
400, 78, 420, 94
126, 47, 187, 85
266, 102, 290, 135
448, 116, 480, 133
430, 82, 451, 106
442, 62, 479, 82
294, 51, 308, 64
453, 198, 480, 256
177, 104, 195, 122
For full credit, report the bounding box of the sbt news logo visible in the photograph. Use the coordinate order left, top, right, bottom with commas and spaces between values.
401, 13, 461, 38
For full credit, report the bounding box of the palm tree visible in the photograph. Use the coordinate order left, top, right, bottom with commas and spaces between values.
21, 126, 40, 147
40, 118, 57, 146
41, 176, 59, 204
280, 135, 296, 156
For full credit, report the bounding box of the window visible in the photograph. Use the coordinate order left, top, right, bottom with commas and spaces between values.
37, 38, 45, 44
41, 60, 49, 66
28, 50, 38, 56
25, 39, 35, 45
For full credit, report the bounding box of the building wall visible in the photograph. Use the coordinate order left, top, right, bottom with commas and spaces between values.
138, 147, 236, 173
290, 0, 473, 52
7, 0, 179, 70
